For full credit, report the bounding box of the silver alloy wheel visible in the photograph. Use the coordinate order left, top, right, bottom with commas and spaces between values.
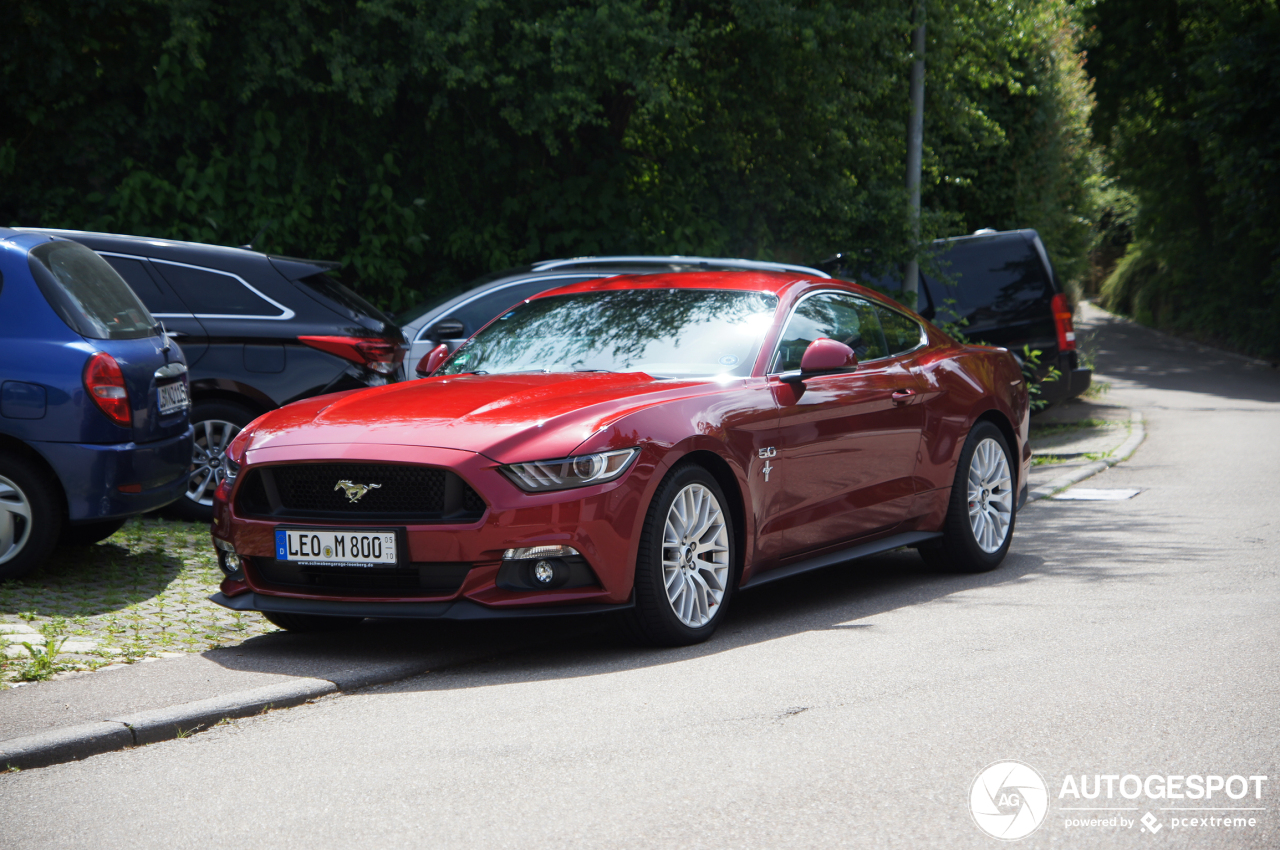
661, 483, 731, 628
0, 473, 33, 565
187, 418, 242, 507
967, 436, 1014, 553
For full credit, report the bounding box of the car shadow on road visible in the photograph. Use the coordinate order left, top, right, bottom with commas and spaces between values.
203, 498, 1204, 689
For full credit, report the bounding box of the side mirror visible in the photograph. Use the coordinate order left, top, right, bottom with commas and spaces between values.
428, 318, 466, 341
780, 338, 858, 383
415, 343, 450, 378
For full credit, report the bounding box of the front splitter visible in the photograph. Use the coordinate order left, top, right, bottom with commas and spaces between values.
210, 591, 632, 621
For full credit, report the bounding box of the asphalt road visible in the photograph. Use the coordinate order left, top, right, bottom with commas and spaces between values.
2, 306, 1278, 849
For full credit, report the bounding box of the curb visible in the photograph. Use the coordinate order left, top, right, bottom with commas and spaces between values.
1028, 410, 1145, 501
1, 659, 431, 771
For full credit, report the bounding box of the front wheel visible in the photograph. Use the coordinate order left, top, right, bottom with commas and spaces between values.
919, 421, 1016, 573
625, 464, 736, 646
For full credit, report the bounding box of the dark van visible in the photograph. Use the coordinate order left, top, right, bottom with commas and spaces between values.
821, 229, 1091, 404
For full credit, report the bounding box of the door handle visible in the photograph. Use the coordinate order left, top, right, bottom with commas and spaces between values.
891, 388, 917, 404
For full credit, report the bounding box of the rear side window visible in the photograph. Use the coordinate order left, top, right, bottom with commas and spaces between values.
101, 256, 187, 314
28, 241, 156, 340
923, 236, 1052, 323
878, 307, 925, 355
453, 276, 597, 336
153, 262, 283, 316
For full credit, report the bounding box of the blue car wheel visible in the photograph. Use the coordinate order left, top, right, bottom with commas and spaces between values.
0, 452, 62, 581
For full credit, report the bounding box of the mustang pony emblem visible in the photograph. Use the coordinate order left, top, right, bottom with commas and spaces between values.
334, 480, 382, 503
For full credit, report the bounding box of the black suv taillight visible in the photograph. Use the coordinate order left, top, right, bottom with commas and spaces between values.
298, 336, 406, 375
1050, 293, 1076, 353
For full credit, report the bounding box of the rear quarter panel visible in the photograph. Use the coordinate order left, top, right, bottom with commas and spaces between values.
911, 336, 1030, 506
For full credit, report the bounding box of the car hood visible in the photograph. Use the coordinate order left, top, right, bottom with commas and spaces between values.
242, 372, 721, 463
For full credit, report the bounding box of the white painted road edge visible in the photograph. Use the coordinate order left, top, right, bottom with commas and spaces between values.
1027, 410, 1146, 502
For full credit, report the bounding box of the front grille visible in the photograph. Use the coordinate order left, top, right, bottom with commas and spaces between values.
235, 463, 486, 522
252, 557, 471, 596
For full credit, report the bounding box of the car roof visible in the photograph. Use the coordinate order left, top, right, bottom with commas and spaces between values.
527, 269, 853, 301
11, 228, 336, 277
528, 255, 829, 277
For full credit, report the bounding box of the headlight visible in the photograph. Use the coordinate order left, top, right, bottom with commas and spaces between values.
224, 457, 240, 483
500, 448, 639, 492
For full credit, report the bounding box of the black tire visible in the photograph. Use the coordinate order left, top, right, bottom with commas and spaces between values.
261, 610, 365, 632
61, 517, 128, 547
919, 420, 1016, 573
0, 452, 63, 582
624, 463, 737, 646
169, 399, 258, 523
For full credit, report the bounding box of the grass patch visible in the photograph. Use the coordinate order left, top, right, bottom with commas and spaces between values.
0, 517, 277, 687
1031, 455, 1065, 467
1029, 418, 1117, 437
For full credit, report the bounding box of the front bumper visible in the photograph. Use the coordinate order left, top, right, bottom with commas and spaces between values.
1037, 351, 1091, 405
33, 425, 194, 522
211, 441, 658, 616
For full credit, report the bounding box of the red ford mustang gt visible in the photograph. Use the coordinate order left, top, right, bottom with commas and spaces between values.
211, 271, 1029, 645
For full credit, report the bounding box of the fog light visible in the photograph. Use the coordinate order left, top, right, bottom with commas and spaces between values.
213, 538, 243, 578
503, 544, 580, 560
533, 560, 556, 584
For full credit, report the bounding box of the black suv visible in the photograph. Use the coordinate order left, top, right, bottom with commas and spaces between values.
19, 229, 406, 520
820, 229, 1090, 404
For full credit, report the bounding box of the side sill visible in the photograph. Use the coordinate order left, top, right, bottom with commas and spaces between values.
740, 530, 942, 590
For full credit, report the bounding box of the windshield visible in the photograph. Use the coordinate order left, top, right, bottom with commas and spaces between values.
436, 288, 779, 378
28, 241, 157, 340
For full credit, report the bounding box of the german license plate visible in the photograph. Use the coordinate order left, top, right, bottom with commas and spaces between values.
275, 528, 398, 566
158, 380, 190, 415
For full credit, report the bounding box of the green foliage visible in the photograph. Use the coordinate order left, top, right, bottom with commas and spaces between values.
2, 0, 1102, 311
1086, 0, 1280, 359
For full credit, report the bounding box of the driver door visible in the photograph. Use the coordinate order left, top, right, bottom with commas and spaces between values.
767, 292, 926, 557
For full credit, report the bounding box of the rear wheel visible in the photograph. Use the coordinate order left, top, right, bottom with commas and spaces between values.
261, 611, 364, 632
919, 421, 1016, 573
625, 464, 736, 646
170, 400, 257, 523
0, 453, 62, 581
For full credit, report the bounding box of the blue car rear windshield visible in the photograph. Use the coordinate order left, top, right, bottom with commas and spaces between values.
437, 288, 779, 378
28, 241, 156, 340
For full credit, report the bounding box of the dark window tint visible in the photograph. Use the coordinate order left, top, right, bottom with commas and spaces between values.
923, 236, 1051, 325
28, 241, 156, 339
878, 307, 924, 355
772, 293, 886, 372
452, 277, 596, 336
295, 273, 391, 325
102, 256, 187, 314
153, 262, 281, 316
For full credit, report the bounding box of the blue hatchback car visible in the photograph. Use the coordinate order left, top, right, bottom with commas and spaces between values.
0, 229, 193, 580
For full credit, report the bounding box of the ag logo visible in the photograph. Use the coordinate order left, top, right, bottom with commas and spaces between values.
968, 760, 1049, 841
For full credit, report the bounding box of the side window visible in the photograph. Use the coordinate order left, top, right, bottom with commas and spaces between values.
102, 256, 187, 314
878, 306, 925, 355
771, 292, 887, 372
153, 262, 282, 316
453, 276, 597, 335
